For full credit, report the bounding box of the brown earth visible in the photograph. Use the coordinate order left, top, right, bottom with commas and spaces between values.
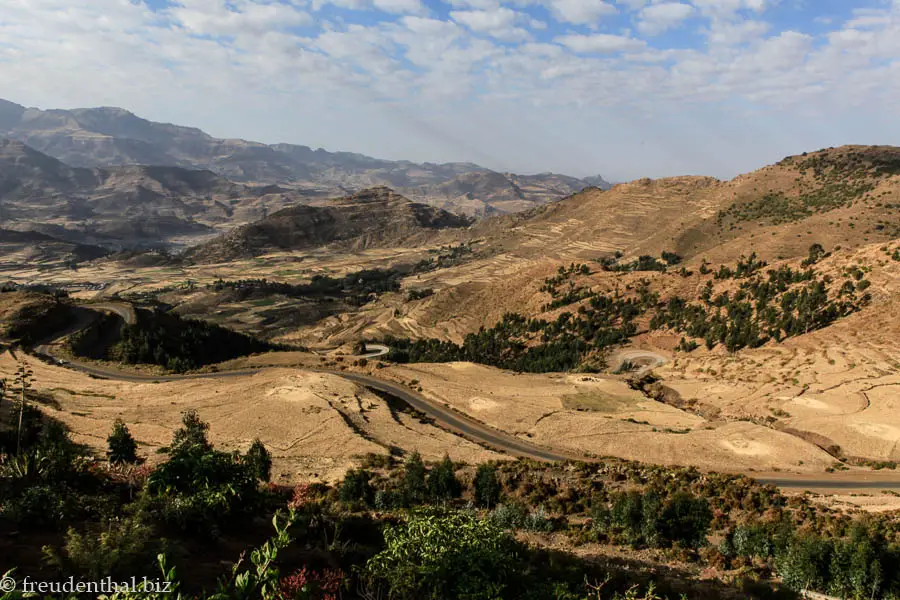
0, 350, 500, 484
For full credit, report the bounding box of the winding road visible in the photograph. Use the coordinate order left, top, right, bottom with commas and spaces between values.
25, 303, 900, 491
29, 304, 576, 463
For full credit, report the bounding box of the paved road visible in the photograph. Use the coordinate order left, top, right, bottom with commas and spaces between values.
29, 305, 571, 462
40, 353, 572, 462
25, 304, 900, 490
756, 477, 900, 490
359, 344, 390, 359
609, 349, 668, 376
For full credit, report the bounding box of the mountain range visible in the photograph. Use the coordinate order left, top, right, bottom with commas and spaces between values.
0, 98, 609, 219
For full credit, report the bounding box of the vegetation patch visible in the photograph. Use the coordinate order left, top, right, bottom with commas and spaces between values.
561, 391, 633, 413
385, 247, 870, 373
76, 308, 281, 372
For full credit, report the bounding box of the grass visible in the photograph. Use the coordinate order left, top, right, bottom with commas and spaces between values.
562, 392, 632, 413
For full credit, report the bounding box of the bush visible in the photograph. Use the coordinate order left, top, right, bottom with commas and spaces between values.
489, 502, 528, 529
244, 438, 272, 483
146, 412, 264, 532
401, 451, 427, 506
659, 492, 712, 549
474, 463, 502, 509
339, 469, 374, 506
427, 454, 461, 502
363, 509, 519, 600
107, 419, 138, 465
523, 506, 554, 532
42, 512, 159, 580
169, 409, 211, 455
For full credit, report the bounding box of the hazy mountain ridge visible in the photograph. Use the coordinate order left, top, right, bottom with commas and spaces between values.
0, 138, 315, 250
0, 98, 610, 214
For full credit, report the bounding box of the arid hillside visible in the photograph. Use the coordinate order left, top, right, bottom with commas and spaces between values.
471, 146, 900, 268
405, 171, 606, 217
183, 187, 473, 264
0, 138, 314, 249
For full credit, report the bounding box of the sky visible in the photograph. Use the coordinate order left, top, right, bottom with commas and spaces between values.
0, 0, 898, 181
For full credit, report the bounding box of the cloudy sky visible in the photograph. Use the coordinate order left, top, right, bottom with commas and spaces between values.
1, 0, 898, 180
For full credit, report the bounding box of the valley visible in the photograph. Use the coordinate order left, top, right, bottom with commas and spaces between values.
5, 121, 900, 598
3, 144, 900, 493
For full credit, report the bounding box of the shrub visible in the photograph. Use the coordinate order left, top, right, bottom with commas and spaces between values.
523, 506, 554, 533
244, 438, 272, 483
363, 509, 519, 600
427, 454, 461, 502
107, 419, 138, 465
474, 463, 502, 509
42, 512, 159, 580
146, 413, 264, 532
489, 502, 528, 529
280, 566, 345, 600
339, 469, 374, 506
169, 409, 211, 455
659, 492, 712, 548
401, 451, 427, 506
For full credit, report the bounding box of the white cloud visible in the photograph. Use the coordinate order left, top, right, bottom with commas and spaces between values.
372, 0, 426, 15
637, 2, 694, 35
450, 7, 533, 42
555, 32, 645, 53
706, 19, 770, 45
1, 0, 900, 180
615, 0, 649, 9
312, 0, 425, 13
543, 0, 617, 25
690, 0, 771, 18
169, 0, 312, 37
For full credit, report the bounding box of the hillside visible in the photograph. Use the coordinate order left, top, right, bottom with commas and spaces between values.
183, 187, 472, 264
467, 146, 900, 267
406, 171, 607, 217
0, 139, 316, 249
0, 98, 607, 216
278, 146, 900, 350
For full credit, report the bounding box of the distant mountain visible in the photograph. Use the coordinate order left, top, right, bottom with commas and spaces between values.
0, 227, 108, 267
582, 174, 613, 189
0, 98, 609, 216
0, 139, 313, 249
183, 186, 472, 264
404, 171, 604, 217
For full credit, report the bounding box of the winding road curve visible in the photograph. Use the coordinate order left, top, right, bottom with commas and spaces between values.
30, 304, 576, 463
26, 304, 900, 491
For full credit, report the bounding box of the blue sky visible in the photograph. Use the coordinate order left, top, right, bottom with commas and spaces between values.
1, 0, 899, 180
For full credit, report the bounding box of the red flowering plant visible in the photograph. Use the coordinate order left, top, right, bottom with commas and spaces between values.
279, 566, 345, 600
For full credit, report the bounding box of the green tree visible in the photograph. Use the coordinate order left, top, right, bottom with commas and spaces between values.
640, 491, 663, 548
363, 510, 519, 600
611, 491, 644, 547
802, 243, 827, 266
244, 439, 272, 483
401, 451, 427, 506
474, 463, 502, 509
776, 535, 831, 593
14, 363, 34, 456
169, 409, 211, 455
107, 419, 138, 465
427, 454, 461, 502
660, 492, 712, 548
340, 469, 374, 506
